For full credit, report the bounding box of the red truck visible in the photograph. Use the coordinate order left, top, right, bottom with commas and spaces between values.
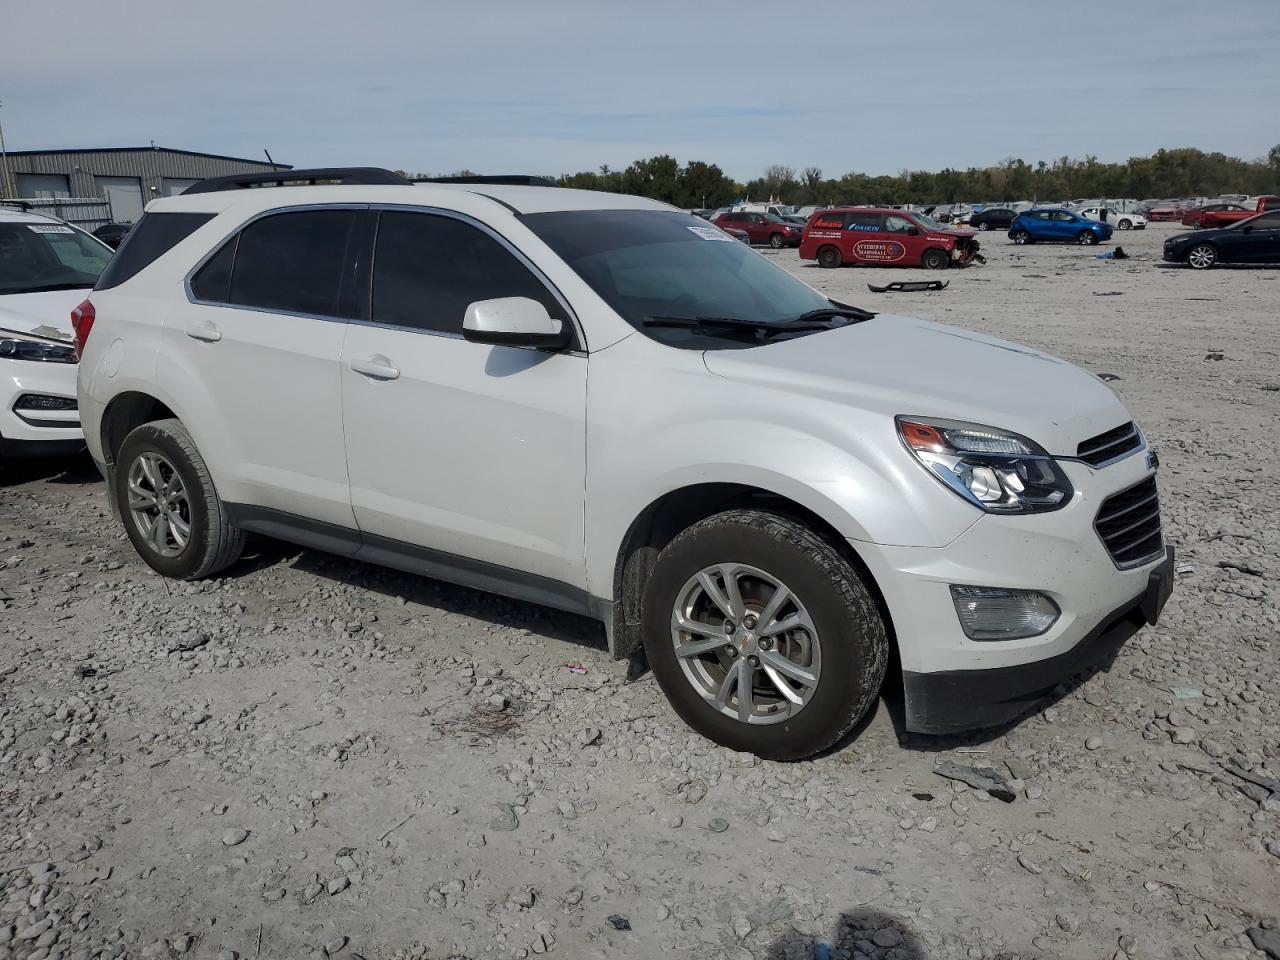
1195, 196, 1280, 229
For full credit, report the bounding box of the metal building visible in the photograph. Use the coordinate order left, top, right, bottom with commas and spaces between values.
0, 146, 291, 224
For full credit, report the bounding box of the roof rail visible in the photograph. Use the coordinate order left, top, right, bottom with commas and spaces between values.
415, 175, 557, 187
183, 167, 412, 195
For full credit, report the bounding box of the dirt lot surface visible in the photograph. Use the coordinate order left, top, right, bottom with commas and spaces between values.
1, 222, 1277, 960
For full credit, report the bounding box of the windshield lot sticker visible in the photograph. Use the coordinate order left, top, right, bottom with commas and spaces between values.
853, 240, 906, 262
687, 225, 736, 242
27, 225, 75, 234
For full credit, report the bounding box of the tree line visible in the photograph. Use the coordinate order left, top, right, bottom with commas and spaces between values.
539, 145, 1280, 208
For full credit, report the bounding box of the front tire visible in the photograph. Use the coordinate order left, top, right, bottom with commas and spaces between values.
1078, 230, 1099, 245
816, 245, 843, 269
642, 510, 889, 761
1117, 219, 1132, 230
1188, 243, 1217, 269
768, 233, 786, 249
977, 220, 990, 231
114, 418, 245, 580
921, 248, 949, 270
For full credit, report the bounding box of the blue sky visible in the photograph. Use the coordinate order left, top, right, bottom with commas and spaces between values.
2, 0, 1277, 181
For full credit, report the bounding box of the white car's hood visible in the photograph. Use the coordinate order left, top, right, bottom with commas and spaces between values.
0, 289, 85, 341
702, 315, 1132, 456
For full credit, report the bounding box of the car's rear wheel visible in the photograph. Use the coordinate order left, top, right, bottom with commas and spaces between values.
115, 418, 245, 580
1117, 218, 1132, 230
1188, 243, 1218, 269
816, 245, 843, 269
769, 233, 786, 249
921, 248, 949, 270
1077, 230, 1099, 245
1011, 229, 1032, 244
642, 510, 889, 761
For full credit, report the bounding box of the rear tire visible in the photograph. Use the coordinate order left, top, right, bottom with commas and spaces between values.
1011, 229, 1032, 244
1078, 230, 1099, 245
1188, 243, 1217, 269
921, 248, 949, 270
768, 233, 786, 249
114, 418, 245, 580
816, 245, 843, 269
642, 509, 889, 761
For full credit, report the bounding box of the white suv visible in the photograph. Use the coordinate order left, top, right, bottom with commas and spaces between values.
77, 168, 1173, 759
1, 206, 114, 460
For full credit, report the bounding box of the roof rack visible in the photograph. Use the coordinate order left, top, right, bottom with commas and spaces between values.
415, 175, 557, 187
183, 167, 412, 195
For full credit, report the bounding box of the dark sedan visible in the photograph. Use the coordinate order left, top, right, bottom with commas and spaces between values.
1163, 211, 1280, 269
968, 207, 1017, 231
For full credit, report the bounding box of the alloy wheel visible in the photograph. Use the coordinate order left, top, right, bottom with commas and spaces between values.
670, 563, 821, 725
1188, 244, 1216, 269
127, 452, 192, 558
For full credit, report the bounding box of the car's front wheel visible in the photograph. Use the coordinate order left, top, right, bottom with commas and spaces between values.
642, 510, 889, 761
977, 220, 990, 231
1011, 229, 1032, 244
1117, 218, 1132, 230
768, 233, 786, 249
114, 418, 245, 580
1078, 230, 1099, 245
921, 248, 950, 270
1188, 243, 1218, 269
816, 245, 843, 269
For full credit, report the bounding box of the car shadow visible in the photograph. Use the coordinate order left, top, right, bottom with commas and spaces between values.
225, 533, 608, 652
0, 452, 99, 488
764, 908, 928, 959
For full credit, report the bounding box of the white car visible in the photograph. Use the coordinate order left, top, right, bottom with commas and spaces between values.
1078, 207, 1146, 230
77, 169, 1174, 760
1, 207, 113, 460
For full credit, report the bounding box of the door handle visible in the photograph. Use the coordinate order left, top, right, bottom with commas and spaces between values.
349, 355, 400, 381
185, 321, 222, 342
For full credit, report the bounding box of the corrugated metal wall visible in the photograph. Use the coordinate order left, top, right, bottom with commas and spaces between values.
1, 147, 290, 205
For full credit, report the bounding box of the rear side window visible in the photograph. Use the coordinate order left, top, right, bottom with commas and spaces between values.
190, 236, 237, 303
844, 213, 882, 231
226, 209, 357, 318
95, 212, 214, 290
370, 211, 562, 335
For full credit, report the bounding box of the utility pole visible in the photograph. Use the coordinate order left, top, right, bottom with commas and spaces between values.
0, 99, 14, 199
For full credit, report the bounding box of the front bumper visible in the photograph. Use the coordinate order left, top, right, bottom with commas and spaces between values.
902, 547, 1173, 734
854, 449, 1170, 734
0, 358, 83, 455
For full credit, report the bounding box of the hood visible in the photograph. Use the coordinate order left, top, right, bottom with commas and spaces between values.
0, 289, 85, 341
702, 315, 1130, 457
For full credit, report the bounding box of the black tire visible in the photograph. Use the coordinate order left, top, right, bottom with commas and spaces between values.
114, 418, 244, 580
1117, 219, 1132, 230
977, 220, 990, 231
1187, 243, 1217, 269
1078, 230, 1099, 245
642, 509, 889, 761
768, 232, 786, 249
816, 245, 843, 269
1011, 229, 1032, 245
921, 248, 949, 270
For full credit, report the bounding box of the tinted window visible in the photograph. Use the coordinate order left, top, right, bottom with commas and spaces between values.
844, 212, 882, 230
1261, 198, 1280, 211
190, 236, 237, 303
228, 209, 357, 318
371, 211, 562, 335
1245, 212, 1280, 228
95, 212, 214, 290
1051, 211, 1075, 221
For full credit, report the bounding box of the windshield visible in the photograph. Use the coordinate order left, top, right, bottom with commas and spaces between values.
0, 223, 113, 295
523, 210, 838, 349
910, 211, 947, 232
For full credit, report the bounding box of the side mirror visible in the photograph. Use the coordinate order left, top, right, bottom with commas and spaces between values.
463, 297, 570, 349
1241, 225, 1253, 234
905, 225, 920, 236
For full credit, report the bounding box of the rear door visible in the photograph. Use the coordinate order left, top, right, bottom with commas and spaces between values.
339, 208, 588, 586
163, 206, 359, 529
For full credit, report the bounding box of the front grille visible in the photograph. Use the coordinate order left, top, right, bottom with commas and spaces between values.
1095, 476, 1163, 569
1077, 421, 1142, 466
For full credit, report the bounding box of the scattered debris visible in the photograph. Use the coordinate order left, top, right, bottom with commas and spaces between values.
867, 280, 949, 293
933, 761, 1017, 803
606, 914, 632, 932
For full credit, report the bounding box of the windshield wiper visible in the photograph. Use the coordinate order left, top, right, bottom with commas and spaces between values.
642, 315, 847, 339
792, 303, 876, 323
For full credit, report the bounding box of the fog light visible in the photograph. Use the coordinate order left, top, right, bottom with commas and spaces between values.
950, 585, 1060, 641
15, 394, 78, 411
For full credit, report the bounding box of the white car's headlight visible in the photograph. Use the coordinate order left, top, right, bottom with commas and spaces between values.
896, 416, 1073, 514
0, 336, 77, 364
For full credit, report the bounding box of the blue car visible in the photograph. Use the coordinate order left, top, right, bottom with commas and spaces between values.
1008, 209, 1114, 246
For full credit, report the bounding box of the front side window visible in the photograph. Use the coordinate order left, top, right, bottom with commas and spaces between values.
1051, 211, 1075, 222
884, 215, 916, 234
370, 211, 562, 335
523, 209, 836, 351
1, 222, 114, 295
225, 209, 357, 318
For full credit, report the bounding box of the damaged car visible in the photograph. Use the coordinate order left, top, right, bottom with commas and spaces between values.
799, 207, 981, 269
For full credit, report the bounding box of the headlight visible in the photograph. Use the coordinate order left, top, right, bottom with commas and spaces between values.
896, 416, 1073, 514
0, 337, 77, 364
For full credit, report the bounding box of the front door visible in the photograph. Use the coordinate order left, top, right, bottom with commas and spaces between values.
340, 209, 588, 587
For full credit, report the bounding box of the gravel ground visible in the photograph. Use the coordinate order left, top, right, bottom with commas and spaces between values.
1, 222, 1277, 960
